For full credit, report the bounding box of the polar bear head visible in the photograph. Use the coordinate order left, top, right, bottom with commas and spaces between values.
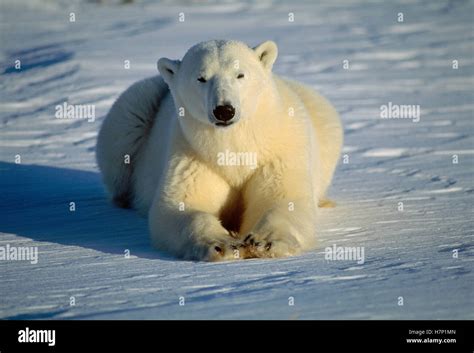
157, 40, 278, 128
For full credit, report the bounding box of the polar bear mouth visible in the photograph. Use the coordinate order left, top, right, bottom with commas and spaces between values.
214, 121, 234, 127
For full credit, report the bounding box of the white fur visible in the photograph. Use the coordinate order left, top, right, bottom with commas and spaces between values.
96, 40, 343, 261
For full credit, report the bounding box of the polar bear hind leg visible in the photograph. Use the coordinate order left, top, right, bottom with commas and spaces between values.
96, 76, 169, 208
283, 80, 343, 204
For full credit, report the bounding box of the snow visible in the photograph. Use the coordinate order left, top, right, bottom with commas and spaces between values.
0, 0, 473, 320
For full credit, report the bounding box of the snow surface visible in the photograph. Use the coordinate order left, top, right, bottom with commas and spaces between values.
0, 0, 473, 320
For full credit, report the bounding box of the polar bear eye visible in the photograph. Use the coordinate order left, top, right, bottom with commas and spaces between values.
237, 73, 245, 79
197, 77, 207, 83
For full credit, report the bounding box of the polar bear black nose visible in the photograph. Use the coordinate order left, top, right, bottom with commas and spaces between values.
213, 104, 235, 122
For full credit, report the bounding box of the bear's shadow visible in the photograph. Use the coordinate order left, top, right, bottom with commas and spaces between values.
0, 162, 174, 261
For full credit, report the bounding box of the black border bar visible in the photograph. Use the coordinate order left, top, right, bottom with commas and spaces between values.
0, 320, 472, 353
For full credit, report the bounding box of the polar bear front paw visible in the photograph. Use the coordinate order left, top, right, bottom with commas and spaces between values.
242, 232, 301, 259
197, 231, 246, 262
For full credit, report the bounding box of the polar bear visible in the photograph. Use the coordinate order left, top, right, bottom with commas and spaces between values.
96, 40, 343, 261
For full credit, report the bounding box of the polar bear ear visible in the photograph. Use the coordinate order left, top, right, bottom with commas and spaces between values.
157, 58, 181, 84
253, 41, 278, 71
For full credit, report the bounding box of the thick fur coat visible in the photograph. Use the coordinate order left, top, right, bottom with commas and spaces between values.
96, 40, 343, 261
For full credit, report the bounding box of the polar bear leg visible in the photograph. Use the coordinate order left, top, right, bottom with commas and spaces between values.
239, 162, 317, 258
284, 80, 343, 201
96, 76, 168, 208
148, 156, 244, 261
